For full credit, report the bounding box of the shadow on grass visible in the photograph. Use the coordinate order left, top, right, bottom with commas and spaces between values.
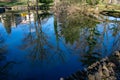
100, 10, 120, 18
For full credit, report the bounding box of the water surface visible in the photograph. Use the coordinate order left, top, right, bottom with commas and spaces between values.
0, 12, 120, 80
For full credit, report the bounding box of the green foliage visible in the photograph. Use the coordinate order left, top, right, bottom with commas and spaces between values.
0, 1, 27, 7
60, 0, 100, 5
39, 0, 53, 4
86, 0, 100, 5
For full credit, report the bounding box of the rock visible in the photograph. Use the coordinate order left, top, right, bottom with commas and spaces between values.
108, 62, 116, 67
115, 51, 119, 54
60, 77, 64, 80
88, 74, 95, 80
64, 51, 120, 80
95, 72, 101, 80
102, 65, 110, 77
114, 51, 120, 58
98, 64, 103, 77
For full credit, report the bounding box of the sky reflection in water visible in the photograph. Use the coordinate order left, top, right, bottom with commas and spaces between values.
0, 12, 120, 80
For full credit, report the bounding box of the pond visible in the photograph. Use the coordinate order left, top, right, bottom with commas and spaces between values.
0, 11, 120, 80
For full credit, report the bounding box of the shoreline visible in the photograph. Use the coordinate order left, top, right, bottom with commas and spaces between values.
64, 51, 120, 80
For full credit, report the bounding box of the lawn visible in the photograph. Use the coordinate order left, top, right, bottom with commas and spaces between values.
0, 1, 27, 7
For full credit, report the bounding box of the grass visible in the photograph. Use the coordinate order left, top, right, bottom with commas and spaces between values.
0, 1, 27, 7
97, 3, 120, 12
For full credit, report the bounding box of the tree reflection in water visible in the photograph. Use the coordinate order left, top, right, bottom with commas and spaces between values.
1, 13, 12, 34
0, 13, 22, 34
19, 10, 67, 64
56, 10, 120, 67
0, 4, 120, 79
0, 33, 17, 80
109, 21, 120, 51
